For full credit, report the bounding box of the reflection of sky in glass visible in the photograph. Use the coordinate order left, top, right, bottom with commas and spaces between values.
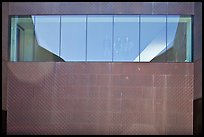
139, 15, 166, 62
61, 16, 86, 61
87, 15, 113, 61
34, 16, 60, 56
150, 16, 179, 57
114, 16, 139, 62
31, 15, 181, 62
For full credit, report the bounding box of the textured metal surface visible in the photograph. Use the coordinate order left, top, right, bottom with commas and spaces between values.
7, 62, 193, 135
2, 60, 8, 111
8, 2, 194, 15
193, 2, 202, 61
152, 2, 167, 14
111, 2, 152, 14
167, 2, 194, 15
2, 2, 9, 110
3, 2, 199, 135
194, 59, 202, 100
2, 2, 9, 61
193, 2, 202, 100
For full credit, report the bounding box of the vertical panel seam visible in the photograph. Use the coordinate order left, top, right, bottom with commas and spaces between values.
152, 2, 154, 15
86, 15, 88, 61
33, 16, 36, 61
139, 15, 141, 62
59, 16, 61, 57
112, 15, 114, 62
166, 15, 167, 62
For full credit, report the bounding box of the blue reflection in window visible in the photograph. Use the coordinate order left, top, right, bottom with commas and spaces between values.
114, 16, 139, 62
34, 16, 60, 56
87, 15, 113, 61
140, 15, 166, 62
27, 15, 192, 62
61, 16, 86, 61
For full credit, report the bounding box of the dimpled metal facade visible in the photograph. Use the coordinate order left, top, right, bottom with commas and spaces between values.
2, 2, 201, 135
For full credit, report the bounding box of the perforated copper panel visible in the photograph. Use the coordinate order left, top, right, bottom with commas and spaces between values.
167, 2, 194, 14
152, 2, 167, 14
194, 59, 202, 100
2, 2, 9, 111
8, 2, 194, 15
7, 62, 193, 135
3, 2, 198, 135
2, 2, 9, 61
8, 2, 152, 15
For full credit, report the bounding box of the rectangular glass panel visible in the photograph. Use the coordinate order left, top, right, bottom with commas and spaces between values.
167, 16, 192, 62
113, 16, 139, 62
10, 16, 35, 61
61, 16, 86, 61
34, 16, 60, 57
33, 16, 64, 61
140, 15, 166, 62
87, 15, 113, 61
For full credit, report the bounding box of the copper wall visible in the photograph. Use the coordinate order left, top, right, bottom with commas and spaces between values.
193, 2, 202, 135
193, 2, 202, 100
7, 62, 193, 135
8, 2, 194, 15
2, 2, 9, 111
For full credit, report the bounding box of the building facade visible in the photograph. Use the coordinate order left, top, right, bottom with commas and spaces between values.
2, 2, 202, 135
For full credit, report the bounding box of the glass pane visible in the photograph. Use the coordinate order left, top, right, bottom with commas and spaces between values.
34, 16, 61, 59
61, 16, 86, 61
10, 16, 35, 61
10, 15, 192, 62
87, 15, 113, 61
140, 15, 166, 62
113, 16, 139, 62
167, 16, 192, 62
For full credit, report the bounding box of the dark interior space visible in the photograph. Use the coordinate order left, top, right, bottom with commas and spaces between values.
2, 111, 7, 135
193, 98, 202, 135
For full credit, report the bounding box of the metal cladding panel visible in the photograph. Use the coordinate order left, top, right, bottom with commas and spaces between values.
152, 2, 167, 14
2, 60, 8, 111
8, 2, 152, 15
7, 62, 193, 135
8, 2, 194, 15
2, 2, 9, 111
193, 2, 202, 100
193, 2, 202, 61
194, 59, 202, 100
167, 2, 194, 15
2, 2, 9, 61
